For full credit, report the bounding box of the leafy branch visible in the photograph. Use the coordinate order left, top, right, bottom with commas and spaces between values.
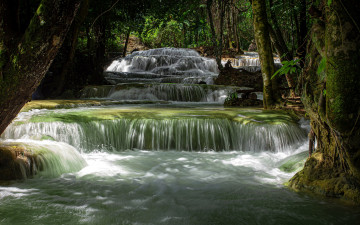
271, 59, 301, 79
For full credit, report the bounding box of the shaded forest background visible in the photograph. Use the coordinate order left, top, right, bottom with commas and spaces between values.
14, 0, 308, 99
1, 0, 359, 203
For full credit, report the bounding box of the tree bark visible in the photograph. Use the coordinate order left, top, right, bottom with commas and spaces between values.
289, 0, 360, 204
252, 0, 281, 108
122, 29, 131, 57
268, 0, 296, 97
297, 0, 307, 68
206, 0, 223, 70
0, 0, 81, 135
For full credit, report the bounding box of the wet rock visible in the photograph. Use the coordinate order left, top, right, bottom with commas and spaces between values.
224, 98, 263, 107
248, 40, 257, 51
289, 152, 360, 204
0, 145, 37, 180
214, 66, 263, 90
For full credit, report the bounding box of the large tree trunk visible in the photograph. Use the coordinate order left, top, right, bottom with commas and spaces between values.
0, 0, 81, 135
297, 0, 307, 68
251, 0, 281, 109
289, 0, 360, 204
206, 0, 223, 70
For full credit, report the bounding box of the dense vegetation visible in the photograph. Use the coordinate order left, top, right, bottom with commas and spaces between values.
0, 0, 359, 203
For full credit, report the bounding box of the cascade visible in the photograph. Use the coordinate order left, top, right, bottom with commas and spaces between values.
80, 83, 240, 103
1, 140, 86, 178
221, 52, 281, 72
3, 47, 356, 225
107, 83, 235, 102
105, 48, 219, 84
3, 107, 307, 152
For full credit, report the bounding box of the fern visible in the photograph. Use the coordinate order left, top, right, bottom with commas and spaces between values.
271, 59, 301, 79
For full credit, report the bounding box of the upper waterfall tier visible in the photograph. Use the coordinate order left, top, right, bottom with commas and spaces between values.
79, 84, 257, 103
221, 52, 282, 70
105, 48, 219, 84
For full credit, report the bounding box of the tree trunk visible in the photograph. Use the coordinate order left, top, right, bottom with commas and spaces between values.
268, 0, 296, 97
122, 29, 131, 57
0, 0, 81, 135
206, 0, 223, 70
289, 0, 360, 204
297, 0, 307, 68
252, 0, 281, 109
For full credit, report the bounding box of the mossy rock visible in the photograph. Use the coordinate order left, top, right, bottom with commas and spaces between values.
23, 106, 299, 126
0, 144, 36, 180
21, 100, 170, 112
279, 151, 308, 172
288, 152, 360, 205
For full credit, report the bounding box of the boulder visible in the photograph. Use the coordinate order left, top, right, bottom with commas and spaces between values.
215, 66, 263, 90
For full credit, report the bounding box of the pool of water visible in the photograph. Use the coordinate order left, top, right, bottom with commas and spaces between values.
1, 104, 359, 224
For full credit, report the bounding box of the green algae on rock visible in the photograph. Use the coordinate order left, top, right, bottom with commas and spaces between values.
22, 106, 299, 126
3, 106, 307, 152
0, 140, 86, 180
279, 151, 308, 173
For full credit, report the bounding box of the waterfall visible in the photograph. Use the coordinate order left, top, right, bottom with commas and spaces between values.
108, 84, 234, 102
80, 83, 238, 103
105, 48, 219, 84
1, 140, 86, 178
80, 85, 114, 99
3, 118, 307, 152
221, 52, 281, 72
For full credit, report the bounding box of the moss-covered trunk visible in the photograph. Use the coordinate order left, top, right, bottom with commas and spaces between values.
251, 0, 281, 109
289, 0, 360, 204
0, 0, 81, 135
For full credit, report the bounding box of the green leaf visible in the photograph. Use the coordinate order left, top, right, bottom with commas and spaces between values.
327, 0, 332, 7
284, 67, 291, 74
317, 57, 327, 75
272, 68, 282, 79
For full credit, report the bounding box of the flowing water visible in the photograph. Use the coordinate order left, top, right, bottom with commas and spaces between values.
105, 48, 219, 85
1, 48, 360, 224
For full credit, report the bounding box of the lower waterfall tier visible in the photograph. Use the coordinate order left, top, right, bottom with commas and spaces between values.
2, 106, 307, 152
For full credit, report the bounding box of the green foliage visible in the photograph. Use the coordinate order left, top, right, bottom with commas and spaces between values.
225, 92, 238, 102
327, 0, 333, 7
271, 59, 301, 79
317, 57, 326, 75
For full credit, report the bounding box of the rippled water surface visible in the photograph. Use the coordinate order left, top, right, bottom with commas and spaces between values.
1, 103, 359, 224
1, 147, 360, 225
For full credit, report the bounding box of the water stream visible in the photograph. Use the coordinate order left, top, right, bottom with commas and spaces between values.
1, 48, 359, 224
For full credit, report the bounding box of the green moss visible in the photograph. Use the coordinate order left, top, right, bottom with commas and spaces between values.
289, 152, 360, 204
21, 100, 120, 112
24, 106, 298, 125
279, 151, 308, 172
0, 144, 35, 180
36, 3, 44, 15
41, 135, 55, 141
